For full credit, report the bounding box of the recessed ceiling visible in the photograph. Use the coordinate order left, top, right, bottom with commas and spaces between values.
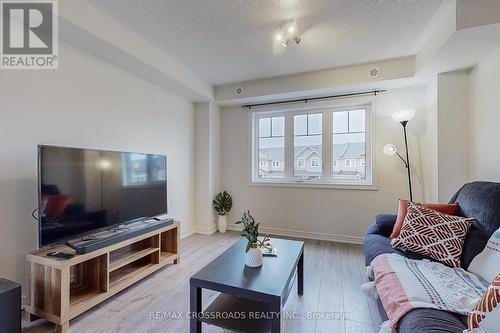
87, 0, 442, 85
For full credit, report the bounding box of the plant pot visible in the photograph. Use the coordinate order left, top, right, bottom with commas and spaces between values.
217, 215, 227, 233
245, 243, 263, 268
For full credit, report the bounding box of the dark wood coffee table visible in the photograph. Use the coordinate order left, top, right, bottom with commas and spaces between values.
190, 237, 304, 333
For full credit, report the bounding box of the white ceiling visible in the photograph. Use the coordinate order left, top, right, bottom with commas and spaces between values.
87, 0, 442, 85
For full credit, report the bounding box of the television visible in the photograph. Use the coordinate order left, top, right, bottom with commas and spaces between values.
37, 145, 168, 247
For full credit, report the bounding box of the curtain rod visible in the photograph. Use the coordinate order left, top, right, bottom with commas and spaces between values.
241, 89, 386, 109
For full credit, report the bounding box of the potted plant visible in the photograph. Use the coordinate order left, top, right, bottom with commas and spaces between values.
236, 211, 263, 267
212, 191, 232, 233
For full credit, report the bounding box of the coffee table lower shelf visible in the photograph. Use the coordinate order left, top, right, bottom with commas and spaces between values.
199, 293, 275, 333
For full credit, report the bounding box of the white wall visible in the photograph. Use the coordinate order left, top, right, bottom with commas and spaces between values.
0, 42, 196, 287
220, 87, 434, 241
194, 102, 221, 234
424, 79, 439, 202
469, 47, 500, 181
437, 70, 470, 202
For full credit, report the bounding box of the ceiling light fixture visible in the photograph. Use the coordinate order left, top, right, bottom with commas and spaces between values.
275, 20, 301, 48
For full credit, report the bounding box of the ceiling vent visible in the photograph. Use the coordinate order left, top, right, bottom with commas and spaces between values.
234, 86, 244, 96
369, 67, 380, 78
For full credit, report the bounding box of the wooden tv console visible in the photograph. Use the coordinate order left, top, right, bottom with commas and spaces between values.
25, 221, 180, 333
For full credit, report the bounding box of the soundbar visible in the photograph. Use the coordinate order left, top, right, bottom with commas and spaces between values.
66, 218, 174, 255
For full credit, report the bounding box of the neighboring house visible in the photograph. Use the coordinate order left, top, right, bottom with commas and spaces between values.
258, 142, 365, 180
294, 146, 322, 178
332, 142, 366, 180
258, 148, 285, 178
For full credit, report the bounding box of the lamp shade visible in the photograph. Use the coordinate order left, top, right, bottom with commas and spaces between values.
391, 109, 415, 122
383, 144, 398, 156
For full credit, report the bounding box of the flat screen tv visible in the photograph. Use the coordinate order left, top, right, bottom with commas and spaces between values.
38, 145, 168, 247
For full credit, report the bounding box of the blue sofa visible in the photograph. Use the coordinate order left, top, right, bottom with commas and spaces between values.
363, 181, 500, 332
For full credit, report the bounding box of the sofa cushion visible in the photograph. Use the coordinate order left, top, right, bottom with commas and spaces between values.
364, 213, 438, 265
372, 214, 398, 237
468, 227, 500, 283
392, 203, 474, 267
363, 233, 403, 265
398, 308, 466, 333
461, 223, 491, 270
450, 182, 500, 268
390, 200, 460, 238
363, 232, 436, 266
451, 182, 500, 235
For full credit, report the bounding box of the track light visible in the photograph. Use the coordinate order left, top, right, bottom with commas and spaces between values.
275, 20, 301, 48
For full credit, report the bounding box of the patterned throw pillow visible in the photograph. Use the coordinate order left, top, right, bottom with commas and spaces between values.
389, 199, 459, 239
391, 203, 474, 267
467, 273, 500, 332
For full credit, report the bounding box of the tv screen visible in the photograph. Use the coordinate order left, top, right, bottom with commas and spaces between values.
38, 145, 167, 247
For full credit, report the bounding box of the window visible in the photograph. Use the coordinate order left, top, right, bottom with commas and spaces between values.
122, 153, 166, 186
294, 113, 322, 179
332, 109, 367, 182
252, 102, 373, 187
257, 116, 284, 179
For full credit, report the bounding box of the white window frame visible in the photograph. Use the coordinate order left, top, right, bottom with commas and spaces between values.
249, 97, 376, 190
297, 158, 305, 167
122, 154, 166, 187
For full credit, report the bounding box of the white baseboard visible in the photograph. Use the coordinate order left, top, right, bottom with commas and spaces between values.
194, 224, 218, 235
226, 224, 363, 245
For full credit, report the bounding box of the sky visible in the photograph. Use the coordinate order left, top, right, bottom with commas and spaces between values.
259, 110, 366, 149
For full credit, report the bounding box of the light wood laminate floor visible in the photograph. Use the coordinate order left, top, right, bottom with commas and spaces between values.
23, 231, 381, 333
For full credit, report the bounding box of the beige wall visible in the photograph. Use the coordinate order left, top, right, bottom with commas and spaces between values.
469, 48, 500, 181
220, 87, 435, 241
437, 70, 470, 202
424, 79, 439, 202
0, 42, 196, 287
194, 102, 221, 234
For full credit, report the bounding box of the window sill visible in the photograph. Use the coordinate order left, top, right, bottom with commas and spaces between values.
248, 180, 378, 191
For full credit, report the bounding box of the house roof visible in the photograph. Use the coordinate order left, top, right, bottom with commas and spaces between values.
295, 146, 321, 159
259, 148, 284, 161
332, 142, 365, 159
259, 142, 365, 161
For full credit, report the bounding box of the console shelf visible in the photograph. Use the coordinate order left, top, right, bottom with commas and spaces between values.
25, 221, 179, 333
109, 247, 159, 272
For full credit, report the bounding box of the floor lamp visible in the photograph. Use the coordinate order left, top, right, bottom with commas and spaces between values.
383, 109, 415, 201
